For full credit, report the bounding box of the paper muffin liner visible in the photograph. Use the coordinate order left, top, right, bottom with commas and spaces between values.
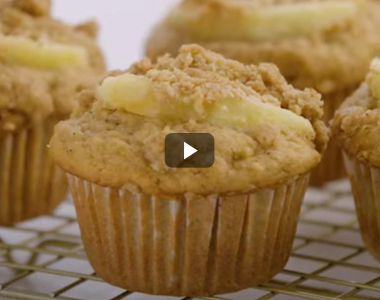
0, 116, 68, 225
68, 173, 309, 296
343, 152, 380, 261
310, 86, 358, 186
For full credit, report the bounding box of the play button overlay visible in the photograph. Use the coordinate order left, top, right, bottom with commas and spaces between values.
165, 133, 214, 168
184, 142, 198, 160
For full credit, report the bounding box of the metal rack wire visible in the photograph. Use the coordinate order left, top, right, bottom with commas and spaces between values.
1, 179, 380, 300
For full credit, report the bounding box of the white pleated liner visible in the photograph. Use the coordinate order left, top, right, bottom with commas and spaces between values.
0, 118, 68, 225
343, 152, 380, 261
68, 174, 309, 297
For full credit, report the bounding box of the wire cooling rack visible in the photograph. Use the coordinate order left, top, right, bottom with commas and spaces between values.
1, 180, 380, 300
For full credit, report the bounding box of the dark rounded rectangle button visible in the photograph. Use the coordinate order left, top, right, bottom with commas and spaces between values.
165, 133, 215, 168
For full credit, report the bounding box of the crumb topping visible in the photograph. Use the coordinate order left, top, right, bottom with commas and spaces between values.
333, 58, 380, 166
51, 45, 328, 195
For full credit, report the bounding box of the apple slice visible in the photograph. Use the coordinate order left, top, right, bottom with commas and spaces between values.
98, 73, 315, 137
168, 0, 359, 40
367, 58, 380, 100
209, 97, 314, 137
0, 35, 88, 69
98, 73, 160, 117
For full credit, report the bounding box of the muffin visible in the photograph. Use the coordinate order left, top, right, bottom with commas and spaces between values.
146, 0, 380, 185
332, 58, 380, 261
0, 0, 105, 225
50, 45, 328, 296
50, 45, 328, 297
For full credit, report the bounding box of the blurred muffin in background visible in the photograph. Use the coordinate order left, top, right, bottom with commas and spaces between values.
0, 0, 105, 225
332, 58, 380, 262
146, 0, 380, 185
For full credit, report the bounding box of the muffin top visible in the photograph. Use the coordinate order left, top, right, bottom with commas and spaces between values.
332, 58, 380, 167
146, 0, 380, 94
0, 0, 105, 127
50, 45, 328, 196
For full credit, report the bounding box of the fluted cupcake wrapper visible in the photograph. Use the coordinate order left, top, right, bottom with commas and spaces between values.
343, 152, 380, 261
68, 174, 309, 296
310, 86, 358, 186
0, 118, 68, 225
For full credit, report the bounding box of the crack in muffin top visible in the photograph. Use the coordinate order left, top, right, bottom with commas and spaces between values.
50, 45, 328, 196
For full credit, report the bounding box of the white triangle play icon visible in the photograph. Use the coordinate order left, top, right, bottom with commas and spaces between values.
184, 142, 198, 160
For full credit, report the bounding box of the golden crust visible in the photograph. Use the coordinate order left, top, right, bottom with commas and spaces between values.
146, 0, 380, 95
50, 45, 328, 195
0, 0, 105, 123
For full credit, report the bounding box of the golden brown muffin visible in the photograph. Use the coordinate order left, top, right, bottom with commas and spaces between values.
146, 0, 380, 185
50, 45, 328, 296
0, 0, 105, 225
332, 58, 380, 261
